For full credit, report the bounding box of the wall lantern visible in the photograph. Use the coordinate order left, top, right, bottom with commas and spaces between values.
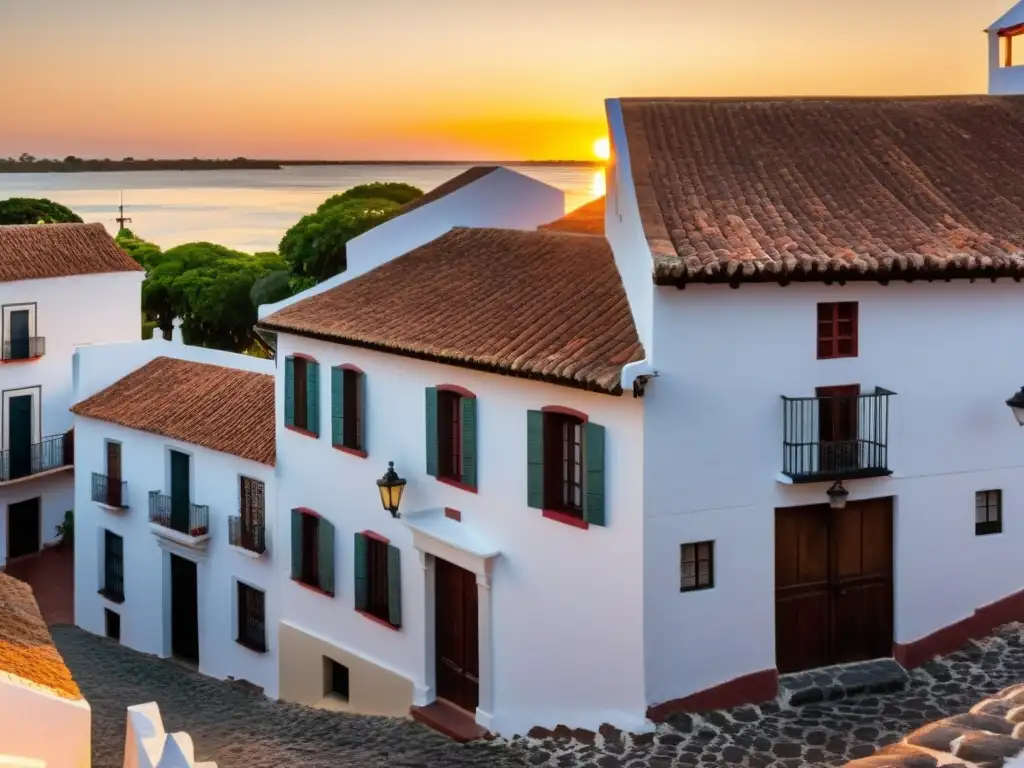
377, 461, 407, 518
827, 480, 849, 510
1006, 386, 1024, 426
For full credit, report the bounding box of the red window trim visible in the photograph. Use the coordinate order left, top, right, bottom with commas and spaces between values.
293, 506, 321, 519
290, 577, 333, 598
437, 384, 476, 399
543, 509, 590, 530
286, 424, 318, 439
444, 507, 462, 521
333, 445, 368, 459
356, 609, 401, 631
436, 476, 478, 494
541, 405, 589, 422
0, 356, 42, 365
360, 529, 390, 544
815, 384, 861, 398
336, 363, 364, 374
290, 352, 318, 362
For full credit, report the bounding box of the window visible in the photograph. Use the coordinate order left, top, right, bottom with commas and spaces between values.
236, 582, 267, 652
324, 658, 349, 700
237, 476, 266, 553
285, 355, 320, 436
976, 490, 1003, 536
104, 441, 123, 507
425, 387, 477, 490
817, 302, 858, 359
331, 366, 365, 454
102, 530, 124, 603
526, 409, 606, 527
681, 541, 714, 592
354, 532, 401, 629
290, 509, 335, 595
105, 608, 121, 642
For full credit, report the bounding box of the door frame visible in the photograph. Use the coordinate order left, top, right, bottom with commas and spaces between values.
2, 386, 41, 450
161, 547, 202, 661
2, 303, 37, 347
6, 497, 41, 560
403, 513, 500, 730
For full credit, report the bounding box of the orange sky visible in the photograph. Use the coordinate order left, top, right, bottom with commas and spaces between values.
0, 0, 1013, 161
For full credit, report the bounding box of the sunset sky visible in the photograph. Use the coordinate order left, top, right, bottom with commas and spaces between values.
0, 0, 1013, 161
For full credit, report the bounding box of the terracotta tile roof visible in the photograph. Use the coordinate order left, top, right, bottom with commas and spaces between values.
0, 223, 143, 283
397, 167, 499, 215
0, 573, 81, 700
260, 228, 643, 394
620, 96, 1024, 286
540, 196, 605, 235
71, 357, 276, 465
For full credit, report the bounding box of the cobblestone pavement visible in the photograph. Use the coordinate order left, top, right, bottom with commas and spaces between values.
53, 624, 1024, 768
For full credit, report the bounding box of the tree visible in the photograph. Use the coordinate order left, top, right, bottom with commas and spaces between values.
316, 182, 423, 214
0, 197, 83, 225
249, 269, 294, 308
279, 197, 400, 282
115, 228, 162, 269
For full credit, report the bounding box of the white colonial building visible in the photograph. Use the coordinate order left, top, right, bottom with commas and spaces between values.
0, 223, 143, 569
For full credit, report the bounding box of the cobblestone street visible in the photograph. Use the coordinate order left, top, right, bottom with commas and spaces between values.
52, 624, 1024, 768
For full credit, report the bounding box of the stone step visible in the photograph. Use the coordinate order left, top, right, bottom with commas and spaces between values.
778, 658, 909, 706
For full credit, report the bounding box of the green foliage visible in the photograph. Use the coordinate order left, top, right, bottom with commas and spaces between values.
249, 269, 294, 308
142, 319, 158, 340
280, 198, 400, 282
116, 228, 162, 269
0, 197, 83, 225
56, 510, 74, 546
316, 182, 423, 213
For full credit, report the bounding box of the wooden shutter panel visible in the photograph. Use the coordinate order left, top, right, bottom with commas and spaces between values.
306, 361, 320, 436
387, 544, 402, 628
356, 371, 366, 451
284, 356, 295, 427
584, 422, 606, 526
317, 516, 335, 595
290, 509, 303, 580
425, 387, 438, 477
461, 396, 477, 489
331, 367, 343, 446
353, 533, 368, 611
527, 410, 544, 509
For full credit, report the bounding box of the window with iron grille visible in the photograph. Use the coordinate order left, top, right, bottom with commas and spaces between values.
544, 411, 584, 517
437, 390, 463, 481
239, 476, 265, 552
817, 302, 858, 359
680, 541, 714, 592
102, 530, 124, 602
975, 490, 1003, 536
236, 582, 267, 652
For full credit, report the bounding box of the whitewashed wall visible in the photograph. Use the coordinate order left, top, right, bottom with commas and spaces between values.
639, 279, 1024, 707
73, 416, 279, 698
258, 168, 565, 320
273, 332, 647, 735
0, 473, 73, 568
0, 675, 91, 768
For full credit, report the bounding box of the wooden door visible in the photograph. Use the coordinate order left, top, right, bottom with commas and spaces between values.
775, 499, 893, 673
106, 442, 122, 507
169, 451, 190, 533
7, 497, 40, 559
8, 395, 33, 480
435, 558, 479, 712
9, 310, 29, 360
170, 554, 199, 663
817, 385, 860, 474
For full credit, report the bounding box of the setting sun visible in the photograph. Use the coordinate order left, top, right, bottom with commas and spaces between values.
592, 137, 610, 161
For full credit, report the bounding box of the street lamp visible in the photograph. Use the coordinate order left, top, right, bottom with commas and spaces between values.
377, 461, 407, 518
827, 479, 849, 510
1007, 386, 1024, 426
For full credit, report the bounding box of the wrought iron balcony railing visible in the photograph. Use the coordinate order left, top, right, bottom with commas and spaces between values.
2, 336, 45, 361
781, 387, 895, 483
148, 492, 210, 537
92, 473, 128, 508
0, 430, 73, 482
228, 514, 267, 555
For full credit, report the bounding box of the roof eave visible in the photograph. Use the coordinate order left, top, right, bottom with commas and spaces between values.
257, 321, 625, 397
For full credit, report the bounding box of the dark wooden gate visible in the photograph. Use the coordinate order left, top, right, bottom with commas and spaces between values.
775, 498, 893, 674
170, 554, 199, 663
435, 558, 479, 712
7, 497, 40, 560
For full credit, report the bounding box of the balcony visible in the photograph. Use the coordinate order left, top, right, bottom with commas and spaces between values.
781, 387, 895, 483
0, 430, 73, 485
1, 336, 45, 362
148, 491, 210, 550
92, 473, 128, 510
229, 515, 267, 556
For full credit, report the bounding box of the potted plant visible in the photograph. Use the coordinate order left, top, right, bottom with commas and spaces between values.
55, 510, 73, 547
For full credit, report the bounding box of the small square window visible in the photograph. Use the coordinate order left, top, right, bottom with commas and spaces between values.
105, 608, 121, 642
324, 658, 349, 700
975, 490, 1003, 536
816, 302, 858, 360
236, 582, 267, 652
680, 541, 714, 592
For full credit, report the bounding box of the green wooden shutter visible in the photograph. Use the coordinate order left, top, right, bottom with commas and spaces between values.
356, 371, 366, 451
331, 367, 343, 446
318, 516, 335, 594
306, 361, 320, 436
425, 387, 438, 477
461, 396, 477, 489
584, 422, 606, 526
284, 356, 295, 428
387, 544, 402, 628
353, 533, 368, 611
527, 410, 544, 509
290, 509, 302, 580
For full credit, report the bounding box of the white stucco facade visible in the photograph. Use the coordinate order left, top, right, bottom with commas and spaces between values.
0, 674, 91, 768
272, 333, 647, 736
0, 270, 143, 568
989, 1, 1024, 94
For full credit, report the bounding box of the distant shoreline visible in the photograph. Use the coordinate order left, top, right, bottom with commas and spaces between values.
0, 158, 599, 174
